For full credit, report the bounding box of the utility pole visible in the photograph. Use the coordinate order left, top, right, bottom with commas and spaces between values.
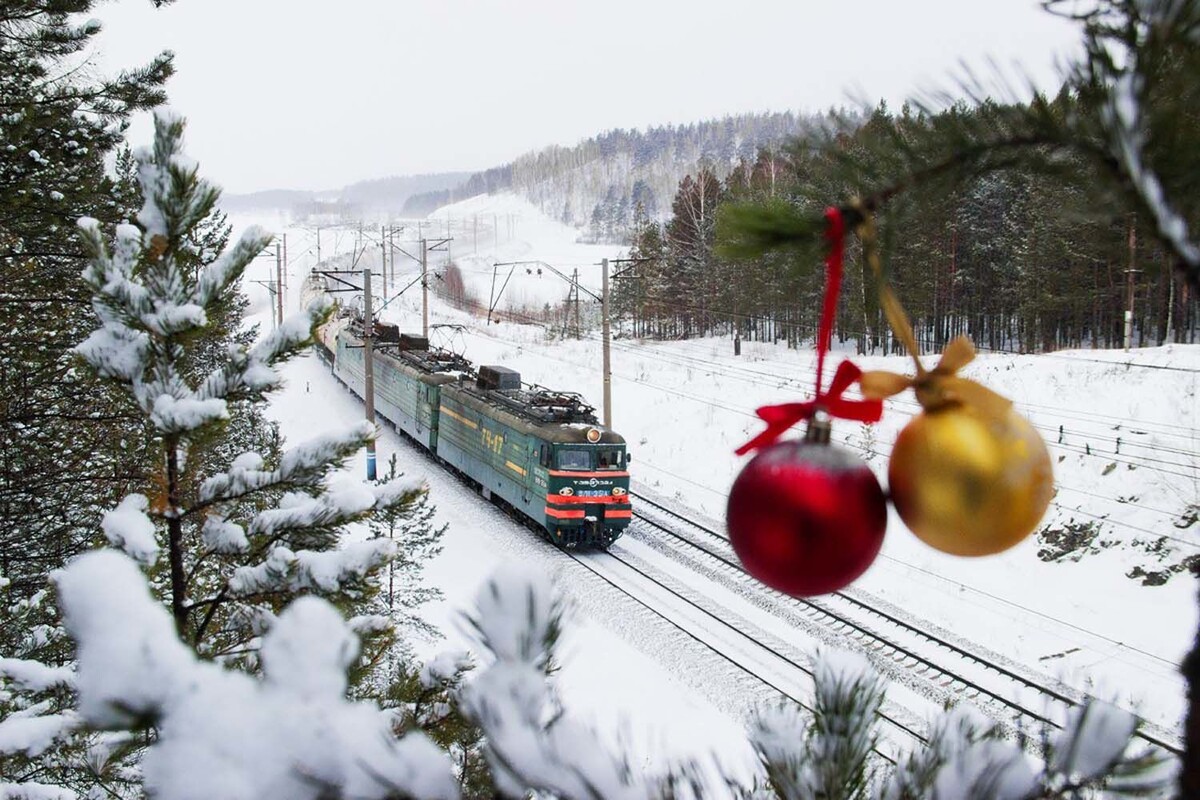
379, 226, 388, 305
275, 242, 283, 325
1166, 255, 1176, 344
362, 267, 377, 481
282, 233, 288, 306
1125, 215, 1140, 351
573, 267, 580, 338
602, 258, 612, 428
388, 225, 396, 290
604, 255, 652, 427
420, 238, 429, 339
316, 226, 321, 265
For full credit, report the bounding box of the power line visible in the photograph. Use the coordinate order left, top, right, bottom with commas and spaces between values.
436, 305, 1199, 549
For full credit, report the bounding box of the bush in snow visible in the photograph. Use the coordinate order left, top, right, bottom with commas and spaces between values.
36, 547, 1176, 800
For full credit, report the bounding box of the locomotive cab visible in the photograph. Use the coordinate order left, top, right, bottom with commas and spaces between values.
541, 429, 631, 548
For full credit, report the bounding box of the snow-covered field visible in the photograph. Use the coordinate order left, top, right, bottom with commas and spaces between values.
236, 192, 1197, 781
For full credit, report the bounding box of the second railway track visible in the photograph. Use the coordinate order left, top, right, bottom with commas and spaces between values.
626, 487, 1183, 758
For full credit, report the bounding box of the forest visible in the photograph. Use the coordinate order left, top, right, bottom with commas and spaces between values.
403, 111, 815, 237
612, 97, 1199, 355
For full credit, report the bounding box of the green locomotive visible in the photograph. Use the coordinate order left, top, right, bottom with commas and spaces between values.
318, 314, 630, 548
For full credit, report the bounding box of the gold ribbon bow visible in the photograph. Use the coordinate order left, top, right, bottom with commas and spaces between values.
859, 335, 1013, 417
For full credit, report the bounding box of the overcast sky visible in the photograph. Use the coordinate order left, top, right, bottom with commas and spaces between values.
91, 1, 1081, 194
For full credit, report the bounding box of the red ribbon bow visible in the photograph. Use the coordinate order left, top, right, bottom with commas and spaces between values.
735, 361, 882, 455
736, 207, 882, 456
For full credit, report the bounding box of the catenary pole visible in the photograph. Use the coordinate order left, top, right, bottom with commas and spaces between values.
362, 268, 377, 481
275, 242, 284, 326
380, 226, 388, 305
282, 233, 288, 307
573, 267, 580, 338
421, 237, 429, 338
602, 257, 612, 428
1125, 217, 1138, 351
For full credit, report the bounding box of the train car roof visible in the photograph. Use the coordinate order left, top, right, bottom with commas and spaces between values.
336, 326, 625, 444
440, 381, 626, 445
338, 328, 467, 386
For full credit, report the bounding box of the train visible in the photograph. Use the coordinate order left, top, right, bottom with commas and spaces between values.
305, 275, 631, 548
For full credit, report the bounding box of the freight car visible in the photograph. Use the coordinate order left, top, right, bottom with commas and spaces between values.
313, 304, 630, 548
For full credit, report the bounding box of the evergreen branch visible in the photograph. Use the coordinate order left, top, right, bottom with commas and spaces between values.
193, 297, 331, 404
192, 421, 374, 513
188, 583, 228, 646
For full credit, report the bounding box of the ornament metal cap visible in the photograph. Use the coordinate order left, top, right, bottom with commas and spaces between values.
805, 413, 832, 444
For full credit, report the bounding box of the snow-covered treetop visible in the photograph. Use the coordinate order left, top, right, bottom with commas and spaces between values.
74, 112, 320, 437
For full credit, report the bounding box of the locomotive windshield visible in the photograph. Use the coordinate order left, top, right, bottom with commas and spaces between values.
557, 449, 591, 470
597, 450, 623, 468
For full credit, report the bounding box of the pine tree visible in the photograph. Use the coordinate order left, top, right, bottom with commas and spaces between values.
75, 110, 427, 657
1, 111, 442, 797
0, 4, 173, 791
367, 453, 445, 644
665, 168, 724, 338
0, 1, 175, 613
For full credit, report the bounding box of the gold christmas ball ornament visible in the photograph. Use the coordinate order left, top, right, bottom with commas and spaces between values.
887, 401, 1053, 557
851, 204, 1055, 558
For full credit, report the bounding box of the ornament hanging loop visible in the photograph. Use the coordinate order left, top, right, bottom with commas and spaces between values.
734, 207, 883, 456
852, 202, 1014, 418
851, 199, 924, 373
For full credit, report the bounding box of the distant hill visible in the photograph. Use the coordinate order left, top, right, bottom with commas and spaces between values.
404, 111, 824, 241
221, 189, 319, 213
222, 171, 470, 217
226, 112, 824, 241
339, 172, 471, 210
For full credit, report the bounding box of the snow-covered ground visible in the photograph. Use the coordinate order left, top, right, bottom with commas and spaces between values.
235, 192, 1197, 781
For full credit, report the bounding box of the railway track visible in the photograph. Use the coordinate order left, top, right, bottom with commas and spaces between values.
314, 342, 1181, 761
627, 487, 1183, 758
562, 542, 932, 764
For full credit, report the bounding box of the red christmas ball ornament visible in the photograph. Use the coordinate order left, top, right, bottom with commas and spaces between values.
727, 422, 887, 597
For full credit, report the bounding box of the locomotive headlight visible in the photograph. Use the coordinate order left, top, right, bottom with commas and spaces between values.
612, 487, 626, 496
560, 487, 574, 496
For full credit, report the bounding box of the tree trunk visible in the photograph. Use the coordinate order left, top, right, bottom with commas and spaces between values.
166, 439, 187, 637
1182, 582, 1200, 799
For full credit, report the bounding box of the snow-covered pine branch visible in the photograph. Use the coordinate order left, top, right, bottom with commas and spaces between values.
194, 296, 332, 404
0, 660, 75, 694
192, 223, 274, 310
75, 220, 152, 383
197, 423, 378, 508
56, 550, 458, 800
880, 706, 1005, 800
751, 650, 884, 800
0, 710, 80, 759
99, 494, 159, 566
135, 109, 219, 247
458, 565, 646, 800
228, 540, 397, 597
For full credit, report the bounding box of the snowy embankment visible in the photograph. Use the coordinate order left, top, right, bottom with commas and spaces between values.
237, 192, 1196, 776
